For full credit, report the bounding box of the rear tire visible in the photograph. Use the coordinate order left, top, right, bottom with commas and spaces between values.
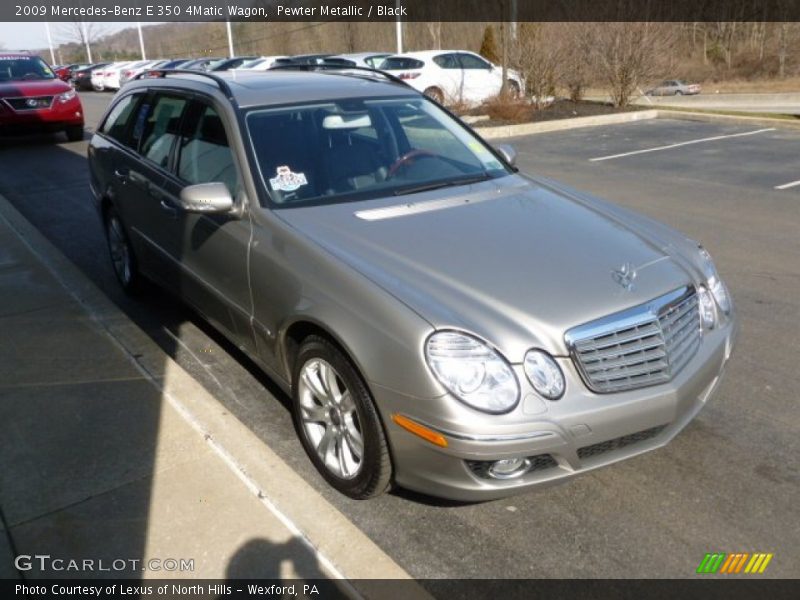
65, 125, 84, 142
423, 87, 445, 104
292, 335, 392, 499
104, 207, 143, 295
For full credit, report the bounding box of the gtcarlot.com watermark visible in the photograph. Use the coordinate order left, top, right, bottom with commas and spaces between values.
14, 554, 194, 573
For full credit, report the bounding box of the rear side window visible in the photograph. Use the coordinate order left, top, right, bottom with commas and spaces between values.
365, 55, 388, 68
101, 94, 141, 146
177, 103, 240, 196
433, 54, 459, 69
138, 94, 188, 168
381, 57, 424, 70
458, 53, 491, 69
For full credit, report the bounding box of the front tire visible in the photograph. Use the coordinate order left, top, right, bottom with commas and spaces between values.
292, 335, 392, 499
104, 207, 143, 295
65, 125, 84, 142
423, 87, 445, 104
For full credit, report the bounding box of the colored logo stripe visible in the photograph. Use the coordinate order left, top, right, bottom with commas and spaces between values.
745, 553, 774, 574
697, 552, 773, 574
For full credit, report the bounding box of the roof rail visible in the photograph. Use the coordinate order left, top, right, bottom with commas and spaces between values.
266, 63, 412, 89
133, 68, 235, 100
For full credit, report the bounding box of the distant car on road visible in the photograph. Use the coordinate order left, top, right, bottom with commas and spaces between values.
0, 52, 84, 141
646, 80, 701, 96
380, 50, 523, 105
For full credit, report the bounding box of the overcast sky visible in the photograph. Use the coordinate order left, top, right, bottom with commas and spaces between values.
0, 22, 142, 52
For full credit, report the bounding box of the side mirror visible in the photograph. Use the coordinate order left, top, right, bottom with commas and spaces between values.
495, 144, 517, 167
178, 182, 234, 214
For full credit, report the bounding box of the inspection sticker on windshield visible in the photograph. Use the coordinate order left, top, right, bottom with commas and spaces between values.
269, 166, 307, 192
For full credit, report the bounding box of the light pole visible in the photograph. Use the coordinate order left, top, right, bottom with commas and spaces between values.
395, 0, 403, 54
44, 22, 56, 64
226, 21, 235, 57
137, 22, 146, 59
81, 21, 93, 63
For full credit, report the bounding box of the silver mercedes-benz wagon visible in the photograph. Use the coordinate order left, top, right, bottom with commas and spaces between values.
88, 68, 736, 500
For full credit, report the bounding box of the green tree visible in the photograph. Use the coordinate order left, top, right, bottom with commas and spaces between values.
479, 25, 500, 64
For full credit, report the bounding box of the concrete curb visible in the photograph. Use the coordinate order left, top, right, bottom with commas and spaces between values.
476, 110, 659, 139
474, 107, 800, 139
654, 109, 800, 130
0, 194, 427, 595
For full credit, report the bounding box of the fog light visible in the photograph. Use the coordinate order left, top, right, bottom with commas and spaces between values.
488, 457, 530, 479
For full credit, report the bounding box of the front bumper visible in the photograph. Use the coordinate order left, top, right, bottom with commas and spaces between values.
376, 318, 737, 501
0, 97, 83, 133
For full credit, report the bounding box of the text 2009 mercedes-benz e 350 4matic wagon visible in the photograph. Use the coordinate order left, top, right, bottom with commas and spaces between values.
88, 68, 736, 501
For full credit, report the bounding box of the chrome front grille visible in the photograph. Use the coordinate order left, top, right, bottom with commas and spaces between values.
4, 96, 54, 111
566, 286, 701, 393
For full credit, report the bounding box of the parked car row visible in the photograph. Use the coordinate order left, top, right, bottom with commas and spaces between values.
71, 49, 524, 107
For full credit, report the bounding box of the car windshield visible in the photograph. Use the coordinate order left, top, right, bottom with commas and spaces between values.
0, 55, 56, 82
246, 96, 511, 207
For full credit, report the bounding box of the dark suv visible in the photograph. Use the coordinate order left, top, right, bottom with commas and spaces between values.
0, 53, 84, 141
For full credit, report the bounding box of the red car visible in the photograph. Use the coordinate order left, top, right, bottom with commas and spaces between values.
0, 53, 84, 141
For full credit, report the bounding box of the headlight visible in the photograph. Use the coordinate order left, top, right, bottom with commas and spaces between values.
425, 331, 519, 414
523, 349, 565, 399
57, 89, 77, 103
698, 285, 717, 330
698, 247, 731, 314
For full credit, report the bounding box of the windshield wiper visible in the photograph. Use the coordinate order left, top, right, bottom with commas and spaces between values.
393, 172, 492, 196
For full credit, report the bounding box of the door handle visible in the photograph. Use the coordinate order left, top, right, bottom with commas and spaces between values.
159, 199, 179, 218
113, 168, 129, 182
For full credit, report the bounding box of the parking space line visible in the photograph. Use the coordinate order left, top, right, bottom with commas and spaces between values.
774, 179, 800, 190
589, 128, 776, 162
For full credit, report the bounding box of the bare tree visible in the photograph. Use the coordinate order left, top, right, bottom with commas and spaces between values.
511, 23, 562, 107
558, 23, 594, 102
58, 20, 107, 62
426, 22, 442, 50
588, 22, 677, 107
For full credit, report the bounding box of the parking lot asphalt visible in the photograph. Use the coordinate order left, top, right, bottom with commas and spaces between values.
0, 93, 798, 579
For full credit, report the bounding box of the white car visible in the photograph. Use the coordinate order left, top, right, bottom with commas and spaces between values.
380, 50, 523, 106
90, 65, 108, 91
330, 52, 392, 69
233, 56, 287, 71
103, 61, 143, 91
119, 59, 167, 86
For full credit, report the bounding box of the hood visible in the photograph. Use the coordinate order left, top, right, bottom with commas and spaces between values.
0, 79, 71, 98
277, 175, 696, 360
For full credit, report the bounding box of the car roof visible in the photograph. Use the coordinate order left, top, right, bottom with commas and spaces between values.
337, 52, 390, 59
387, 50, 475, 59
125, 69, 417, 108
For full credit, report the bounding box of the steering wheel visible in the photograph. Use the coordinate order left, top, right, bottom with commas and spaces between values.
386, 149, 443, 179
21, 73, 41, 80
